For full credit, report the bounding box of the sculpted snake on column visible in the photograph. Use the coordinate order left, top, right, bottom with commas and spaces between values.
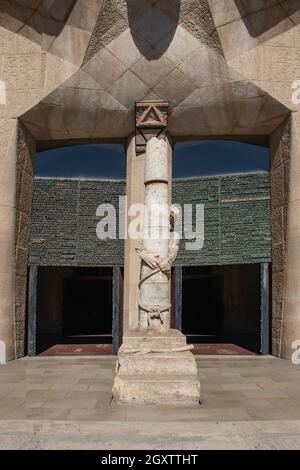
136, 206, 180, 331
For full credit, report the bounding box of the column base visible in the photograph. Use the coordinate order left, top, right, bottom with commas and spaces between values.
112, 329, 200, 405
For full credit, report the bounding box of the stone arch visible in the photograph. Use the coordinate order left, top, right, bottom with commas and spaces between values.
12, 48, 293, 359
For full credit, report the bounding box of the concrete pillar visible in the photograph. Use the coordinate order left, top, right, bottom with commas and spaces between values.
123, 134, 172, 333
0, 119, 17, 361
0, 119, 35, 361
15, 124, 35, 358
281, 114, 300, 358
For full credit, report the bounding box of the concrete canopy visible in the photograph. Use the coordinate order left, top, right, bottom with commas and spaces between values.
0, 0, 295, 141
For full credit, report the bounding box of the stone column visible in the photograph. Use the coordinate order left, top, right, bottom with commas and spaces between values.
281, 114, 300, 358
0, 119, 17, 361
113, 101, 200, 405
270, 114, 300, 359
123, 101, 171, 333
138, 137, 171, 332
0, 119, 35, 362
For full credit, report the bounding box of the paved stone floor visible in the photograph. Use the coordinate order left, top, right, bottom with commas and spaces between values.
0, 356, 300, 449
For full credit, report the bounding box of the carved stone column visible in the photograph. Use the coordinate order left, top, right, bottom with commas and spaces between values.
137, 137, 171, 333
112, 101, 200, 405
123, 101, 170, 332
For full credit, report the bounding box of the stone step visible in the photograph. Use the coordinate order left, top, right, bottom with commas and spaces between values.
121, 329, 188, 352
117, 373, 199, 382
118, 353, 198, 376
113, 330, 201, 405
113, 374, 200, 405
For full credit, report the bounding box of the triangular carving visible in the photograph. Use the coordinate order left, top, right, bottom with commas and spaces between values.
135, 100, 169, 154
138, 105, 165, 128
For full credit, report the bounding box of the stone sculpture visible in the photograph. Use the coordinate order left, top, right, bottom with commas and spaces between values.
136, 137, 179, 333
112, 134, 200, 405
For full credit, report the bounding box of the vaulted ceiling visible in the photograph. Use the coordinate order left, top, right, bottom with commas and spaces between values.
1, 0, 299, 141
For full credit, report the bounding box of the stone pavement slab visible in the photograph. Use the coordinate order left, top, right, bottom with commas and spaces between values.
0, 419, 300, 450
0, 356, 299, 449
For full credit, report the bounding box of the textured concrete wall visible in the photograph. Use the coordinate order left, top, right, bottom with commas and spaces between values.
279, 114, 300, 358
29, 178, 126, 267
230, 13, 300, 358
29, 173, 271, 267
0, 1, 83, 360
270, 118, 291, 357
0, 120, 35, 360
0, 119, 17, 361
173, 173, 271, 266
15, 123, 35, 358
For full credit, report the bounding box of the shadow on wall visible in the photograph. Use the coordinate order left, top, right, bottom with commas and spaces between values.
234, 0, 300, 37
0, 0, 77, 45
126, 0, 180, 59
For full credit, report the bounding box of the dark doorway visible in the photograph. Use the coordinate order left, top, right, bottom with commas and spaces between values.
182, 270, 223, 338
32, 267, 121, 356
63, 277, 112, 338
180, 265, 263, 354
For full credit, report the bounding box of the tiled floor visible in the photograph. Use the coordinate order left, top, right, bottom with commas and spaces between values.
0, 356, 300, 421
0, 356, 300, 449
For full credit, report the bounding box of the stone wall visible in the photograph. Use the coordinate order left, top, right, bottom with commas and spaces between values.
173, 173, 271, 266
29, 178, 126, 267
270, 117, 291, 357
0, 119, 17, 361
29, 173, 271, 268
15, 123, 35, 358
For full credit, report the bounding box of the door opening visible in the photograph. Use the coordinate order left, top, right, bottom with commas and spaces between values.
28, 266, 123, 356
63, 276, 112, 340
178, 265, 266, 355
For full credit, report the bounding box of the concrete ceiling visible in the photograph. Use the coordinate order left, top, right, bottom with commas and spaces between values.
1, 0, 298, 141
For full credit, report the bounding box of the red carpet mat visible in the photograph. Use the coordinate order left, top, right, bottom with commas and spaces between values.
39, 343, 255, 356
192, 343, 256, 355
39, 344, 112, 356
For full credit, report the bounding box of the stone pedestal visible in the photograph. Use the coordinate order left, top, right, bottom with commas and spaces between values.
112, 330, 200, 405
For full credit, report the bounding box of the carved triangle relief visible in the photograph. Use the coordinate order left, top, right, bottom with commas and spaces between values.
135, 101, 169, 154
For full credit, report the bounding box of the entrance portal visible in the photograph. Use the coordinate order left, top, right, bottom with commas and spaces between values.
28, 267, 123, 356
62, 273, 112, 344
180, 265, 267, 355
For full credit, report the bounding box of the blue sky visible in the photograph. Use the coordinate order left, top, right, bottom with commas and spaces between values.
35, 144, 126, 180
173, 141, 269, 178
35, 141, 269, 179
